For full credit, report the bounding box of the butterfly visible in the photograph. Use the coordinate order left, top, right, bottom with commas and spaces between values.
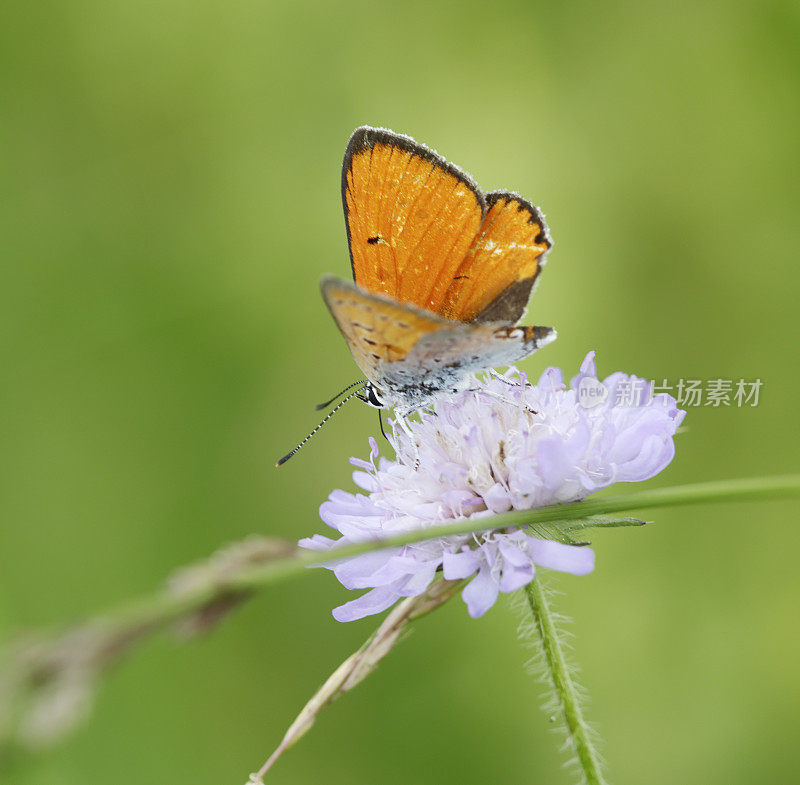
322, 125, 556, 415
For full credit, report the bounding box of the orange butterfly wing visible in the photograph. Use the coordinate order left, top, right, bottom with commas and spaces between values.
439, 192, 551, 323
342, 127, 485, 315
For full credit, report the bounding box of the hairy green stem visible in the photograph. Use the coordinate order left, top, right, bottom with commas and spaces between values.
525, 578, 607, 785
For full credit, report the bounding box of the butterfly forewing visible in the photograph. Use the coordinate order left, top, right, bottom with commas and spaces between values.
343, 127, 485, 315
440, 192, 551, 323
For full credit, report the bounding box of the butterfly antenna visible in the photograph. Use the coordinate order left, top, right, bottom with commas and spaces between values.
315, 380, 367, 411
276, 386, 367, 467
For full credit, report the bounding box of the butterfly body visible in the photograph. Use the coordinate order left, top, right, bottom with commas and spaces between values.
324, 126, 556, 414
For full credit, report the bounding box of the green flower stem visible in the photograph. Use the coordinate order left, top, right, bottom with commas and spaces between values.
525, 577, 607, 785
228, 474, 800, 590
59, 475, 800, 632
10, 475, 800, 642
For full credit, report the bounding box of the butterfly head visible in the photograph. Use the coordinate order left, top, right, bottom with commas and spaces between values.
357, 383, 388, 409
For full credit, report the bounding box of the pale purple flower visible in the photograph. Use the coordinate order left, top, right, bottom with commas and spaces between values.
300, 352, 685, 621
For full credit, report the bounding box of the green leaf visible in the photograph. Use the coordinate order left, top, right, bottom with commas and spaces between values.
527, 515, 647, 544
562, 514, 648, 532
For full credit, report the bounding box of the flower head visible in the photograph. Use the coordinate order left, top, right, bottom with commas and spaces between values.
300, 352, 685, 621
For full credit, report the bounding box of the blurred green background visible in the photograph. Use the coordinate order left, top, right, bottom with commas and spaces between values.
1, 0, 798, 783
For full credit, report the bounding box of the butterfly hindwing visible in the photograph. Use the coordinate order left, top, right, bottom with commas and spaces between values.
322, 277, 556, 410
439, 191, 551, 323
378, 320, 556, 411
342, 127, 486, 316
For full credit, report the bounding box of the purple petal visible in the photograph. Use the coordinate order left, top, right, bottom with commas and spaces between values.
499, 561, 534, 592
536, 438, 573, 491
570, 351, 598, 390
365, 555, 434, 586
461, 566, 500, 618
442, 549, 480, 579
332, 586, 400, 622
537, 366, 564, 392
617, 434, 675, 482
484, 483, 512, 513
352, 470, 377, 492
297, 534, 336, 551
331, 551, 397, 589
319, 496, 377, 530
396, 562, 438, 596
528, 538, 595, 575
496, 537, 531, 567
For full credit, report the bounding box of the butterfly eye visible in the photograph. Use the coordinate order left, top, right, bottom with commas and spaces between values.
360, 384, 387, 409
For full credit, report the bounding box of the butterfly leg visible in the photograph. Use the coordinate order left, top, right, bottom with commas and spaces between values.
475, 385, 538, 416
486, 369, 537, 412
490, 368, 524, 387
